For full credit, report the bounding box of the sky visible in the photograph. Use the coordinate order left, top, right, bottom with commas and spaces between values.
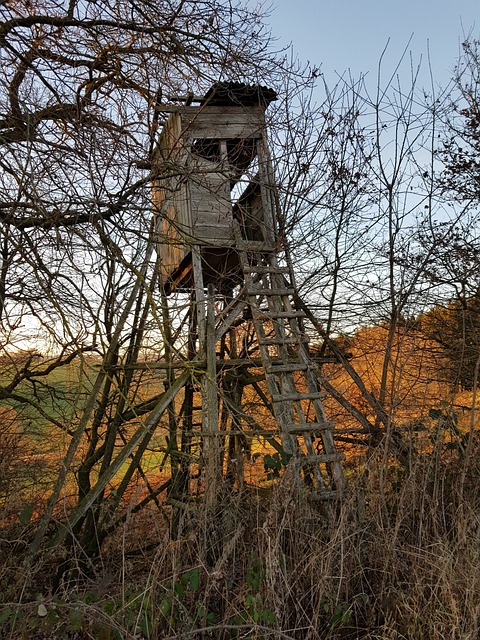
265, 0, 479, 90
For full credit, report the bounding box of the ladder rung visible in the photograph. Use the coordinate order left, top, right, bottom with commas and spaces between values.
286, 422, 334, 433
267, 363, 308, 373
249, 288, 294, 296
254, 310, 305, 320
271, 391, 325, 403
243, 265, 290, 274
300, 453, 346, 464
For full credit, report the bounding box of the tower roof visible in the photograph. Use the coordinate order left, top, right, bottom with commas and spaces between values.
203, 82, 277, 107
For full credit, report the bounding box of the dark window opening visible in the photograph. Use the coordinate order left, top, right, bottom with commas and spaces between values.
227, 138, 256, 173
191, 139, 221, 162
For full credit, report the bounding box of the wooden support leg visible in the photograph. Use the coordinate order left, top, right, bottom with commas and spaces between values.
203, 283, 221, 509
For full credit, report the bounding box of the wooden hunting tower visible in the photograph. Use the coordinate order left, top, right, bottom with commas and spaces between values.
153, 83, 346, 509
154, 83, 277, 293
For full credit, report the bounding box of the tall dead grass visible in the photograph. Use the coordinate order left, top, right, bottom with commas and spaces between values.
1, 446, 480, 639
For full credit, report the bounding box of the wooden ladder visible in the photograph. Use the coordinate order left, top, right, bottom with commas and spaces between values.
234, 232, 346, 499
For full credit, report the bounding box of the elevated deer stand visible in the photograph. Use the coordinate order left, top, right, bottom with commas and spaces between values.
153, 83, 346, 537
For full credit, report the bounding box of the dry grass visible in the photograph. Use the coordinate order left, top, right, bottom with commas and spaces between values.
1, 445, 480, 639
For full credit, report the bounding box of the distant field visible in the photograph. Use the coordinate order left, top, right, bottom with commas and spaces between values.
0, 359, 92, 440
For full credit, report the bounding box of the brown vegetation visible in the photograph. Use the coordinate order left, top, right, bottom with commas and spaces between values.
1, 1, 480, 637
2, 446, 480, 639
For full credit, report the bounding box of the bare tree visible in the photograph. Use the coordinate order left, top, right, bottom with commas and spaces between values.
0, 0, 283, 568
267, 52, 458, 464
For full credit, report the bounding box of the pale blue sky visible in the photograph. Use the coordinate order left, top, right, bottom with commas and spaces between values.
266, 0, 479, 88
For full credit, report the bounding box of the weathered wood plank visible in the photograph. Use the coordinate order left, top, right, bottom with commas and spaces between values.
181, 106, 264, 139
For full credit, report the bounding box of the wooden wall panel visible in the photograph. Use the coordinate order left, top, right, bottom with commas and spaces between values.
181, 106, 264, 140
154, 104, 268, 285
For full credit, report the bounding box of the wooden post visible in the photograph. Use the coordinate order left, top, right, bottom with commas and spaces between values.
192, 248, 221, 506
203, 283, 221, 508
192, 246, 206, 357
